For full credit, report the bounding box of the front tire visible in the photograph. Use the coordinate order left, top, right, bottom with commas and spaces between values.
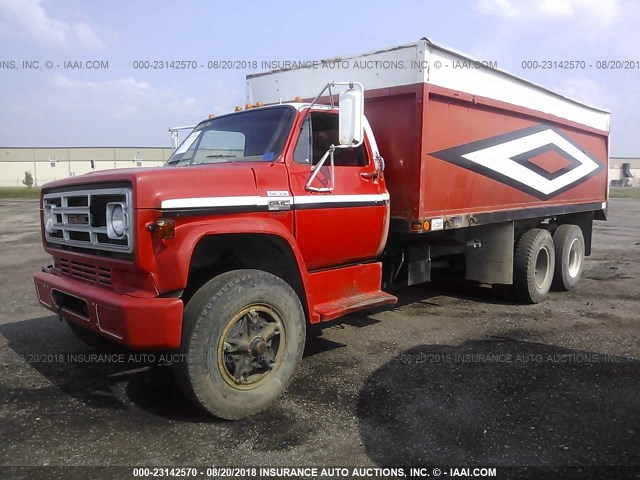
513, 228, 555, 304
174, 269, 306, 420
552, 224, 585, 291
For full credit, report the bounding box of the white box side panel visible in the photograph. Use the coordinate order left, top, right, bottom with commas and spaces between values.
246, 43, 425, 105
246, 39, 610, 133
425, 46, 610, 132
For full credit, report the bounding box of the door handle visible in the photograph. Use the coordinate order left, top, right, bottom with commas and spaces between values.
360, 172, 379, 180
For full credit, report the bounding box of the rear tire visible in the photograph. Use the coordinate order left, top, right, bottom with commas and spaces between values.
513, 228, 555, 304
552, 224, 585, 291
173, 269, 306, 420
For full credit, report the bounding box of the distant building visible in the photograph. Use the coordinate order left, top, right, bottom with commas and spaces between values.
0, 147, 173, 187
2, 147, 637, 189
610, 157, 640, 187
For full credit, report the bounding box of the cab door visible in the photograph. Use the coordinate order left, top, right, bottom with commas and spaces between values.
286, 111, 389, 271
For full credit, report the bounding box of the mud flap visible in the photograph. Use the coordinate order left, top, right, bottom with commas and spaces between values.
465, 222, 514, 285
407, 245, 431, 286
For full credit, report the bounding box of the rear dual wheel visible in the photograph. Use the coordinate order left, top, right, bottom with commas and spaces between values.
552, 224, 585, 291
513, 228, 555, 304
173, 269, 305, 420
513, 224, 585, 303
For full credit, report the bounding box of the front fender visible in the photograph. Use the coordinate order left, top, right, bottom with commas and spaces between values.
144, 213, 310, 303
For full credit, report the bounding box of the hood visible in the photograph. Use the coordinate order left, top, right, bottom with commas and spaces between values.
41, 164, 259, 209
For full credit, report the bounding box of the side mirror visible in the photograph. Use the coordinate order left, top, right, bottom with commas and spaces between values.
339, 83, 364, 146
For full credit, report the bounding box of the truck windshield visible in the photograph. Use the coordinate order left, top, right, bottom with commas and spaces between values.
166, 106, 295, 166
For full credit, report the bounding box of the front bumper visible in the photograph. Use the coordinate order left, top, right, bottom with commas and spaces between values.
33, 269, 184, 349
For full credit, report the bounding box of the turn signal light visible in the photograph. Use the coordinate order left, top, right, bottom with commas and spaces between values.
423, 220, 430, 231
410, 221, 422, 232
146, 218, 175, 239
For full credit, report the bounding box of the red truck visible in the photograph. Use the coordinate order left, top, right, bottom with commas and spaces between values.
33, 39, 609, 419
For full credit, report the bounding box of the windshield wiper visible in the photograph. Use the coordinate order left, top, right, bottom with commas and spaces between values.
166, 157, 191, 166
206, 154, 236, 158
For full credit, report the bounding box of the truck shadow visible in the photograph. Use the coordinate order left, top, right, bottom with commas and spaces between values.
388, 279, 519, 310
311, 280, 519, 334
0, 315, 214, 422
0, 315, 348, 424
356, 337, 640, 467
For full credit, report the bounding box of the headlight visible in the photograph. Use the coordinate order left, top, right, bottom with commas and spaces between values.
106, 202, 127, 239
43, 206, 55, 233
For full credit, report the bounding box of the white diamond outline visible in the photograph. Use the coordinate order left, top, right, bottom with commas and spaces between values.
461, 129, 599, 196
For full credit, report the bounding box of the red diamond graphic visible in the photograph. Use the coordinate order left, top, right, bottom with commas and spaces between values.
527, 150, 573, 174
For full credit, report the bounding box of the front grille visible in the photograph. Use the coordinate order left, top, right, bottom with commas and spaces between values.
42, 186, 134, 254
59, 257, 112, 287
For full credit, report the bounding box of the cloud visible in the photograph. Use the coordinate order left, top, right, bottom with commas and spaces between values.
52, 74, 150, 92
72, 22, 104, 50
556, 77, 616, 111
51, 74, 200, 122
474, 0, 623, 24
472, 0, 633, 45
471, 0, 640, 74
474, 0, 521, 19
0, 74, 234, 146
473, 0, 639, 49
0, 0, 104, 48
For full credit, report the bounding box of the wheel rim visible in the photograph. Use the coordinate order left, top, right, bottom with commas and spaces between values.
567, 238, 583, 278
216, 304, 286, 390
534, 246, 550, 289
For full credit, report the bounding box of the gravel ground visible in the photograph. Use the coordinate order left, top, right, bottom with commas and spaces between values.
0, 198, 638, 476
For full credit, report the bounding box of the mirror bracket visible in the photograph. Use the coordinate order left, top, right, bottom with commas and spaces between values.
303, 81, 366, 192
305, 145, 336, 192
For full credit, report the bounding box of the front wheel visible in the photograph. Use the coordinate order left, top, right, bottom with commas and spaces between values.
173, 269, 306, 420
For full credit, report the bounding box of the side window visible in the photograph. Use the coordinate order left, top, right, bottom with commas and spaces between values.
294, 112, 367, 167
293, 116, 311, 164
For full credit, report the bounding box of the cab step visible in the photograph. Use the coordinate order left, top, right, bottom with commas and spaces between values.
314, 291, 397, 322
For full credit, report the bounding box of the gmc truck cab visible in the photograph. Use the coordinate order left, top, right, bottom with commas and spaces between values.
34, 84, 395, 419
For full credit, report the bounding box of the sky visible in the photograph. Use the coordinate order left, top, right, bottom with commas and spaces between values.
0, 0, 638, 156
